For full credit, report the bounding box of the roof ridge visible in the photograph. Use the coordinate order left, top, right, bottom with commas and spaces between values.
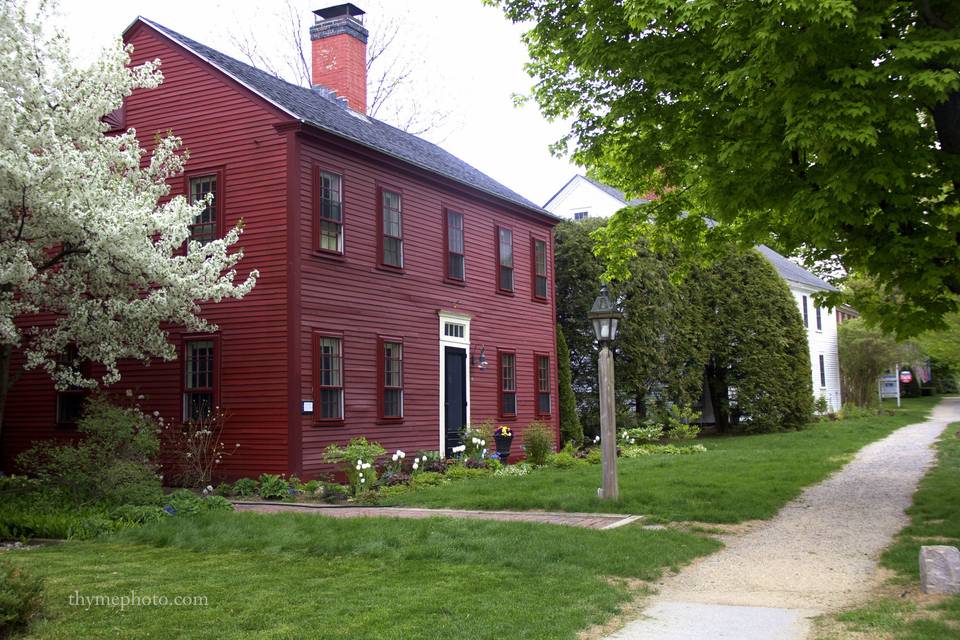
130, 16, 557, 221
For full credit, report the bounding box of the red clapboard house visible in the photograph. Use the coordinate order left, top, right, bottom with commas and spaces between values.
0, 4, 560, 479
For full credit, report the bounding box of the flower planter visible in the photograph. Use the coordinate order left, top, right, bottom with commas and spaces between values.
494, 435, 514, 464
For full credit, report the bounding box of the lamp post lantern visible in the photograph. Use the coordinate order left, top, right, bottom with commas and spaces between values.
588, 284, 622, 501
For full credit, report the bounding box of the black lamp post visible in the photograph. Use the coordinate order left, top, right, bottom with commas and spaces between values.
588, 284, 622, 500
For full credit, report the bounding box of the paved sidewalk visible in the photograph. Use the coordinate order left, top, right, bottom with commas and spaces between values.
233, 501, 642, 530
608, 397, 960, 640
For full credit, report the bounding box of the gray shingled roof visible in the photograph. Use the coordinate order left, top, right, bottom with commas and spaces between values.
135, 17, 555, 221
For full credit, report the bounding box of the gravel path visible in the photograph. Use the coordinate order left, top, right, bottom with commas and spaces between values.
609, 397, 960, 640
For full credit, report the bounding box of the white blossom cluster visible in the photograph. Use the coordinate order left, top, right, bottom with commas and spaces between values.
0, 3, 258, 394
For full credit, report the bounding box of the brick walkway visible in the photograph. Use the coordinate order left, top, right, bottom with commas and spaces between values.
232, 501, 642, 530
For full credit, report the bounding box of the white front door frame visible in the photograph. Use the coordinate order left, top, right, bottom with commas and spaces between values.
438, 310, 471, 455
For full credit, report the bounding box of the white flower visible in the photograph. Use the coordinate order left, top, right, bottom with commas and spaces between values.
391, 454, 398, 462
412, 462, 419, 470
206, 485, 213, 492
362, 463, 371, 470
357, 459, 362, 465
152, 410, 160, 417
399, 451, 406, 459
356, 463, 362, 470
214, 459, 220, 464
360, 478, 365, 484
235, 443, 241, 448
480, 440, 485, 446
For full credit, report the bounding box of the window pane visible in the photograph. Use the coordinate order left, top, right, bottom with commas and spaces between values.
448, 254, 464, 280
498, 228, 513, 267
502, 392, 516, 416
383, 237, 402, 267
189, 176, 217, 244
501, 353, 515, 391
320, 172, 342, 222
319, 338, 341, 387
320, 389, 342, 419
535, 240, 547, 276
384, 341, 402, 387
447, 211, 464, 253
535, 275, 548, 298
499, 266, 514, 291
319, 220, 342, 252
538, 356, 550, 392
538, 392, 550, 415
186, 392, 213, 421
186, 341, 214, 390
57, 393, 84, 424
383, 389, 403, 418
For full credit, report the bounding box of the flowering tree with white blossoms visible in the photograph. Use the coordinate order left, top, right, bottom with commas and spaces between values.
0, 2, 258, 437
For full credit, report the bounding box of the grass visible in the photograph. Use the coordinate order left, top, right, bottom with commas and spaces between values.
820, 418, 960, 640
388, 397, 940, 523
7, 512, 719, 639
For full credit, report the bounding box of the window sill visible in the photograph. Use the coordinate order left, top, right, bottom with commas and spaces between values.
495, 289, 515, 297
312, 250, 346, 263
376, 417, 405, 425
443, 277, 467, 287
531, 296, 548, 304
497, 415, 518, 422
312, 419, 345, 427
375, 265, 405, 276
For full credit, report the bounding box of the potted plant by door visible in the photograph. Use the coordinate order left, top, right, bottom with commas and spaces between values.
493, 425, 514, 464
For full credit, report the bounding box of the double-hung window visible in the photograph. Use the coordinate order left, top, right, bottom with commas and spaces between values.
184, 338, 216, 421
496, 226, 514, 292
815, 305, 822, 331
499, 349, 516, 418
380, 338, 403, 419
187, 173, 220, 246
445, 209, 465, 281
532, 238, 548, 300
819, 355, 827, 388
535, 354, 551, 416
315, 334, 343, 421
801, 295, 809, 327
55, 345, 86, 426
380, 188, 403, 269
317, 169, 343, 253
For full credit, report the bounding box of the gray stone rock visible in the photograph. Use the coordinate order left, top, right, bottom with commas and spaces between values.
919, 545, 960, 594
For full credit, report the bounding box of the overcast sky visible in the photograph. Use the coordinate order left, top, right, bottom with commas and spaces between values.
55, 0, 580, 207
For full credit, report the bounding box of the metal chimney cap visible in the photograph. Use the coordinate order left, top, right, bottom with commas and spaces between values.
313, 4, 365, 21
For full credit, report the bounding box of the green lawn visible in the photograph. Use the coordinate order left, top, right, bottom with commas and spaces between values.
821, 419, 960, 640
8, 513, 718, 639
388, 397, 940, 523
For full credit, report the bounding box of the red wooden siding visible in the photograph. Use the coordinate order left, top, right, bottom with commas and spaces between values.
295, 130, 558, 475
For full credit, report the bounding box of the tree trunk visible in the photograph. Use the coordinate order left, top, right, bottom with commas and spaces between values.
0, 345, 12, 460
706, 362, 729, 433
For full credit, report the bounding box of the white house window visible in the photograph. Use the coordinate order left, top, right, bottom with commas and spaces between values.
444, 322, 465, 339
574, 211, 588, 221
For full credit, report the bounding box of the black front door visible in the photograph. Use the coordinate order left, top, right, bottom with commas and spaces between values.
444, 346, 467, 456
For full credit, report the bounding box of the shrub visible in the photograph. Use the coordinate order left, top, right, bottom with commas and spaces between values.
303, 480, 322, 494
202, 496, 234, 512
445, 465, 489, 481
320, 483, 349, 501
462, 421, 493, 461
410, 472, 446, 488
839, 403, 878, 420
585, 448, 602, 465
522, 421, 554, 466
621, 444, 708, 458
556, 325, 584, 445
166, 489, 204, 516
231, 477, 257, 498
323, 437, 386, 495
214, 482, 233, 497
161, 408, 239, 487
813, 396, 830, 416
0, 561, 43, 636
16, 397, 162, 507
548, 451, 580, 469
257, 474, 287, 500
621, 424, 663, 445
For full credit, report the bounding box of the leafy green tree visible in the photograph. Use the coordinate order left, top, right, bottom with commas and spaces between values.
838, 318, 912, 406
700, 247, 812, 433
555, 324, 583, 445
493, 0, 960, 335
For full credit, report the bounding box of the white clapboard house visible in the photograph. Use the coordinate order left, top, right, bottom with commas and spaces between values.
546, 175, 843, 413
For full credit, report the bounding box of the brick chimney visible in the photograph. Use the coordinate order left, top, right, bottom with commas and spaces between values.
310, 4, 368, 113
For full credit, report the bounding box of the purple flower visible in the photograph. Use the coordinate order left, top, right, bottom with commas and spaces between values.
163, 505, 176, 516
